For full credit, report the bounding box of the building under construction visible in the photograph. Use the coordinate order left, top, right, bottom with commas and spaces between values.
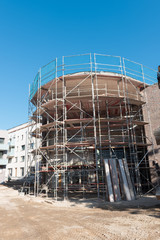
28, 53, 158, 202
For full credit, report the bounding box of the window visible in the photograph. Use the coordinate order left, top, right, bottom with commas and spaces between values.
21, 156, 25, 162
22, 135, 23, 140
8, 168, 12, 176
8, 159, 12, 164
20, 167, 24, 177
21, 145, 25, 151
0, 151, 3, 158
0, 138, 4, 144
15, 157, 18, 163
17, 146, 18, 152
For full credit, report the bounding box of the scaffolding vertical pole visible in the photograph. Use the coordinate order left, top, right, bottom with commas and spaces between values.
79, 100, 85, 197
62, 56, 68, 200
34, 71, 39, 196
121, 58, 136, 193
54, 58, 58, 200
94, 53, 104, 197
36, 68, 41, 196
106, 101, 112, 158
90, 53, 99, 198
119, 57, 128, 163
34, 84, 37, 196
122, 58, 141, 195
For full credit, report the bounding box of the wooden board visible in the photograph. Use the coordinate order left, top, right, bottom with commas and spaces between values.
109, 158, 121, 202
118, 159, 132, 201
104, 159, 114, 202
123, 158, 135, 200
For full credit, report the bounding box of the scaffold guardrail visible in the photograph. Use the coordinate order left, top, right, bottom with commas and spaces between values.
30, 53, 157, 100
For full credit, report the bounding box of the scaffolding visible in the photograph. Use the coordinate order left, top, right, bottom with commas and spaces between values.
28, 53, 158, 201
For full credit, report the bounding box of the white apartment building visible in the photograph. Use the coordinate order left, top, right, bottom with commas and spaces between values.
7, 122, 39, 180
0, 130, 8, 182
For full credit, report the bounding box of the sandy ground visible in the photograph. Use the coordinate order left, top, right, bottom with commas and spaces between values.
0, 185, 160, 240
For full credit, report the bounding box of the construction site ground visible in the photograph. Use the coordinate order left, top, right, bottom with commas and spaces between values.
0, 185, 160, 240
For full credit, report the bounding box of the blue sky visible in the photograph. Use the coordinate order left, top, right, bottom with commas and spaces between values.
0, 0, 159, 130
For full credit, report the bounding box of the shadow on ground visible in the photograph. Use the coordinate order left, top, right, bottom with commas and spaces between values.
2, 181, 160, 220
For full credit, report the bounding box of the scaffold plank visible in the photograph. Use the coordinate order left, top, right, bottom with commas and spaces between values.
123, 158, 135, 200
118, 159, 132, 201
104, 159, 114, 202
109, 158, 121, 201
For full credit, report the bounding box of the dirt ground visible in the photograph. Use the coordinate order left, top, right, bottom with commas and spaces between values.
0, 185, 160, 240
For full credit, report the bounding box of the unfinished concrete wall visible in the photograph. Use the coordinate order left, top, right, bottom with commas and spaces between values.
142, 83, 160, 185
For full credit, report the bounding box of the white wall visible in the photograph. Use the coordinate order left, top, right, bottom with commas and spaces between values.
6, 122, 39, 180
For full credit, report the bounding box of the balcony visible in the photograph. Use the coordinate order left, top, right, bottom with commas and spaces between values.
8, 149, 15, 157
0, 143, 8, 151
8, 139, 15, 147
0, 158, 8, 165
